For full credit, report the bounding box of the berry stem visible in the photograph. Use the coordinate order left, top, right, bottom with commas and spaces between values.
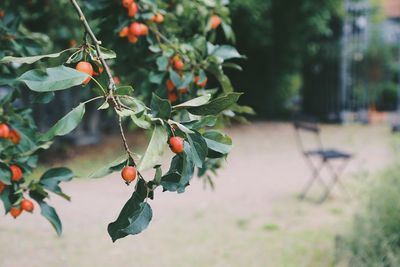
69, 0, 117, 92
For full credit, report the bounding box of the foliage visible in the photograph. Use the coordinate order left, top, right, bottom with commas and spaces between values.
0, 0, 247, 241
0, 92, 73, 235
337, 165, 400, 266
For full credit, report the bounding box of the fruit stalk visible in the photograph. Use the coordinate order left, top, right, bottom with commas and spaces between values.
69, 0, 117, 92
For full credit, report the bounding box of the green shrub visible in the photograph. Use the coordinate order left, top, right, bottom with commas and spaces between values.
338, 165, 400, 266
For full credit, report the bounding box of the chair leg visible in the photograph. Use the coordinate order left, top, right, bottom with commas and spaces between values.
318, 160, 350, 203
299, 162, 325, 200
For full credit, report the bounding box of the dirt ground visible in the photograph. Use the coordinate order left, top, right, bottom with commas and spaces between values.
0, 122, 393, 267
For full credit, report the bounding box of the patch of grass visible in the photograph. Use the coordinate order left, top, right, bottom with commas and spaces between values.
262, 223, 280, 231
236, 218, 250, 230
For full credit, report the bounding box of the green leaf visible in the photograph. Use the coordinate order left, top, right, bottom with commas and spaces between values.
203, 131, 233, 154
0, 187, 12, 213
19, 66, 89, 92
168, 120, 193, 134
0, 49, 74, 64
135, 179, 148, 202
131, 115, 151, 129
230, 104, 256, 115
138, 125, 168, 172
160, 172, 181, 192
40, 201, 62, 235
108, 192, 152, 242
115, 86, 134, 96
29, 190, 62, 236
33, 92, 55, 104
39, 168, 74, 200
40, 103, 85, 141
186, 116, 218, 129
99, 46, 117, 59
0, 162, 12, 185
178, 144, 195, 193
207, 64, 234, 93
188, 93, 242, 116
156, 56, 169, 71
211, 45, 244, 61
173, 95, 212, 109
186, 132, 208, 168
89, 155, 128, 178
150, 93, 171, 120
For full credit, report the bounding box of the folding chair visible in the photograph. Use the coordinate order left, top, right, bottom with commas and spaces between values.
293, 115, 352, 203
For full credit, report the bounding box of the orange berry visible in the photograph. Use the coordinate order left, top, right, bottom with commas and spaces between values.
121, 166, 137, 184
127, 33, 138, 43
129, 22, 142, 36
0, 123, 10, 138
128, 2, 138, 17
0, 10, 5, 18
21, 199, 34, 213
151, 13, 164, 23
113, 76, 121, 85
119, 26, 129, 37
69, 39, 77, 48
168, 91, 178, 103
8, 129, 21, 145
75, 61, 93, 85
194, 76, 208, 88
178, 87, 188, 94
10, 165, 23, 182
10, 206, 22, 219
0, 181, 6, 193
169, 136, 184, 154
140, 24, 149, 36
173, 58, 184, 71
211, 15, 221, 30
122, 0, 133, 8
166, 79, 175, 92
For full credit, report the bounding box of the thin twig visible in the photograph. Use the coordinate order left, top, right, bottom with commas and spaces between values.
70, 0, 142, 174
69, 0, 117, 92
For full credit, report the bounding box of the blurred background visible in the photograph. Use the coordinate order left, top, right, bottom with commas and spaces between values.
2, 0, 400, 266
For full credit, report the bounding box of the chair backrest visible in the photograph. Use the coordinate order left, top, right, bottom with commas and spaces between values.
293, 114, 323, 154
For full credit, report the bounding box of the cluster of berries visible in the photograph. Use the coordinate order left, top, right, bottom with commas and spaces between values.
165, 55, 208, 103
119, 0, 164, 44
0, 123, 34, 218
120, 136, 184, 185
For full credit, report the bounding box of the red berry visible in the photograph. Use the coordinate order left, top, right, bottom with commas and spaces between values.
122, 0, 133, 8
194, 76, 208, 88
151, 13, 164, 23
178, 87, 188, 94
129, 22, 142, 36
211, 15, 222, 29
127, 33, 138, 43
173, 59, 184, 71
128, 2, 138, 17
121, 166, 137, 184
10, 165, 23, 182
75, 61, 93, 85
169, 136, 184, 154
21, 199, 34, 213
168, 91, 178, 103
8, 129, 21, 144
0, 181, 6, 193
10, 206, 22, 219
140, 24, 149, 36
0, 123, 10, 138
166, 79, 175, 92
119, 26, 129, 37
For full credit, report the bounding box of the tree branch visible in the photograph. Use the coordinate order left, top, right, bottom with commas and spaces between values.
69, 0, 116, 92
